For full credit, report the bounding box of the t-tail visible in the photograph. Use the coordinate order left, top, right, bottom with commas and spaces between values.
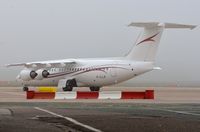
126, 22, 196, 62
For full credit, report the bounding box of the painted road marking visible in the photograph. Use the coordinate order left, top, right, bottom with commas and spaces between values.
160, 109, 200, 116
34, 107, 102, 132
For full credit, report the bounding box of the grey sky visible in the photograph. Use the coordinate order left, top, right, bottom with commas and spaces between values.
0, 0, 199, 86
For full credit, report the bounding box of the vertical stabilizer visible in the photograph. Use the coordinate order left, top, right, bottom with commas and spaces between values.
126, 22, 196, 61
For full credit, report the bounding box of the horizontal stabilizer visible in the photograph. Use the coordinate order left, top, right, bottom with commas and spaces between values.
128, 22, 196, 29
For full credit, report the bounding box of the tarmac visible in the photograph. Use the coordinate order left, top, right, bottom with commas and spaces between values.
0, 87, 200, 132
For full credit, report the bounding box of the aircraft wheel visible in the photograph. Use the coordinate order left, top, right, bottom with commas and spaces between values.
63, 79, 77, 91
63, 86, 73, 91
23, 87, 29, 91
90, 87, 100, 91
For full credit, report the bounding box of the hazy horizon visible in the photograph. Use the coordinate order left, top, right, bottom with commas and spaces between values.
0, 0, 199, 86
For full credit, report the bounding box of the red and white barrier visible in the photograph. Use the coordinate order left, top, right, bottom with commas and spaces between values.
55, 92, 77, 99
27, 90, 154, 99
98, 91, 121, 99
76, 91, 99, 99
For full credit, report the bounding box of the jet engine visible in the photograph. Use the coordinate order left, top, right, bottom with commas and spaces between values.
34, 69, 50, 80
19, 69, 37, 81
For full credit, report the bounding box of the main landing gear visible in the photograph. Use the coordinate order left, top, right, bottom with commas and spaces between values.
62, 79, 77, 91
89, 87, 100, 91
62, 79, 100, 92
23, 86, 29, 91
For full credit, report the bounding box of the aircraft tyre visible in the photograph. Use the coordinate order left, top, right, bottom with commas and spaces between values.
23, 87, 29, 91
63, 86, 73, 91
90, 87, 100, 91
63, 79, 77, 91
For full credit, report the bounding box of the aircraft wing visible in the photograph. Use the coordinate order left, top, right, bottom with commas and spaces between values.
6, 59, 76, 68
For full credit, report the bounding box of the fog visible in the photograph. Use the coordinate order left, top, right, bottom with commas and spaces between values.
0, 0, 199, 86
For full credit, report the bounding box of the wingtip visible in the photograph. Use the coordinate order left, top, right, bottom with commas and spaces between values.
5, 64, 10, 67
153, 67, 162, 70
190, 25, 197, 30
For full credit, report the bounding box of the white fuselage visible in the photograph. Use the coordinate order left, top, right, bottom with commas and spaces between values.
10, 22, 194, 89
18, 58, 154, 87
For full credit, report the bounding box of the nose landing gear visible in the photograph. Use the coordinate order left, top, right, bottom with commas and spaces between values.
89, 87, 100, 91
62, 79, 77, 91
23, 87, 29, 91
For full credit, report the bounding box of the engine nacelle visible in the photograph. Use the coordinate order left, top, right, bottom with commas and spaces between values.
34, 69, 50, 80
19, 70, 37, 81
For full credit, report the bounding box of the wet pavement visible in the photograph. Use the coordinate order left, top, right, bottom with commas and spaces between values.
0, 102, 200, 132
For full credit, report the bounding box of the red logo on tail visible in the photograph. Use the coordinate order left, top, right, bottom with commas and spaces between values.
137, 33, 159, 45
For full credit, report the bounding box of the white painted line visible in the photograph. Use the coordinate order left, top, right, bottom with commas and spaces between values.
34, 107, 102, 132
160, 109, 200, 116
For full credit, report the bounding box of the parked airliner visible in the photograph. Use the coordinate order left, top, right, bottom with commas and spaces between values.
6, 22, 196, 91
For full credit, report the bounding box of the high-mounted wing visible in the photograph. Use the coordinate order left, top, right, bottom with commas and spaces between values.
6, 59, 76, 68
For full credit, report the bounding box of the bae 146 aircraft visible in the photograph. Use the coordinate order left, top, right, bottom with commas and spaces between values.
6, 22, 196, 91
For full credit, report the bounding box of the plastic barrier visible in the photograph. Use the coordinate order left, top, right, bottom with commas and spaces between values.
27, 91, 55, 99
38, 87, 57, 92
121, 91, 145, 99
76, 91, 99, 99
26, 90, 154, 99
26, 91, 35, 99
145, 90, 154, 99
55, 92, 77, 99
98, 91, 121, 99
